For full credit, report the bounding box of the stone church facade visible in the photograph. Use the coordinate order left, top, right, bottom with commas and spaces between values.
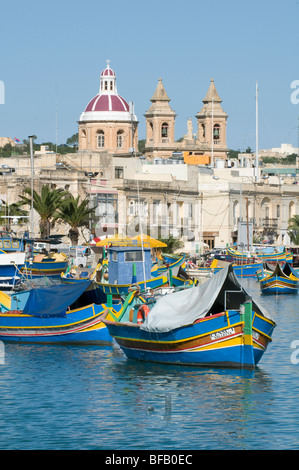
78, 62, 228, 165
144, 77, 228, 163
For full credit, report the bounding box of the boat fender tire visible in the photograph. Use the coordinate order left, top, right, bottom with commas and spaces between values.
137, 305, 150, 324
128, 283, 141, 294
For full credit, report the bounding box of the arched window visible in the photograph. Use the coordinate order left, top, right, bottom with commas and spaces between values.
213, 124, 220, 140
161, 122, 169, 138
97, 131, 105, 148
261, 197, 271, 220
233, 200, 240, 224
117, 130, 124, 148
289, 201, 296, 219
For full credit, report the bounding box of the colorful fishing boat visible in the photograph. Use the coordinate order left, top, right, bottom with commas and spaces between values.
0, 280, 114, 344
227, 246, 290, 265
0, 251, 26, 289
206, 258, 263, 278
102, 265, 276, 369
259, 263, 299, 295
20, 252, 69, 278
97, 274, 169, 296
151, 254, 185, 277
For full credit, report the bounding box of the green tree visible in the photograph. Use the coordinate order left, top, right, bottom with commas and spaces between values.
227, 149, 240, 159
0, 200, 28, 227
287, 215, 299, 245
159, 234, 184, 254
66, 133, 79, 146
53, 194, 95, 246
138, 139, 146, 153
18, 185, 67, 238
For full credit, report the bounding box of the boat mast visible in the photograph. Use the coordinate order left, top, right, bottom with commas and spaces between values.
211, 97, 214, 167
28, 135, 34, 238
255, 81, 259, 182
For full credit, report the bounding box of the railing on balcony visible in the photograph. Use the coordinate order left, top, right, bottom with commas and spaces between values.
260, 218, 278, 228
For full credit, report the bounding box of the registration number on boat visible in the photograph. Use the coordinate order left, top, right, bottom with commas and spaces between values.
211, 328, 235, 341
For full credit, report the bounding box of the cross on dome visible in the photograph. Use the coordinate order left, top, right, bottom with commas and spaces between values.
79, 60, 137, 121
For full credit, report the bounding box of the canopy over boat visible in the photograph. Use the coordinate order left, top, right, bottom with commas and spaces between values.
141, 264, 273, 333
22, 280, 106, 318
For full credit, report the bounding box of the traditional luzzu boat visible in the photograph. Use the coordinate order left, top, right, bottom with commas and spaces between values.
93, 242, 191, 297
0, 233, 70, 280
0, 280, 116, 344
102, 265, 276, 370
212, 259, 264, 278
227, 246, 292, 266
151, 253, 185, 277
0, 250, 26, 289
20, 252, 69, 279
259, 262, 299, 295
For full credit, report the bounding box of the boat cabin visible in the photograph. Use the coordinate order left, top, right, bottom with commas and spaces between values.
108, 245, 151, 285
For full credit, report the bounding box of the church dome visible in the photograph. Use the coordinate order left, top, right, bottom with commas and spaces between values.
79, 60, 137, 123
100, 66, 116, 77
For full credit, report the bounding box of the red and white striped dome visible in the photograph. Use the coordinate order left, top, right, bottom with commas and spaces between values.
100, 63, 116, 77
84, 93, 129, 113
79, 60, 137, 123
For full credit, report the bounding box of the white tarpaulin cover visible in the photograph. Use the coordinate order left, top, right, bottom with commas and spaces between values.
141, 265, 273, 333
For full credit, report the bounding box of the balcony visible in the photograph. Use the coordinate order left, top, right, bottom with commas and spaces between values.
261, 218, 278, 228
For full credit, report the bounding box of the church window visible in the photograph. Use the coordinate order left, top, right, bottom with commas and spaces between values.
213, 124, 220, 140
202, 124, 205, 138
117, 131, 124, 148
161, 123, 168, 138
110, 81, 113, 91
104, 81, 108, 90
97, 131, 105, 148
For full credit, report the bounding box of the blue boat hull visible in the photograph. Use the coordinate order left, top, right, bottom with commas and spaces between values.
214, 262, 263, 278
260, 276, 299, 294
21, 259, 69, 278
96, 275, 168, 295
104, 309, 275, 369
0, 303, 112, 344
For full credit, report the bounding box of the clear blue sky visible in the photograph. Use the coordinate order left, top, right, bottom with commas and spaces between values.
0, 0, 298, 151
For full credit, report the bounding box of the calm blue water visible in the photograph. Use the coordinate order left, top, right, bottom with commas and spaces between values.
0, 278, 299, 450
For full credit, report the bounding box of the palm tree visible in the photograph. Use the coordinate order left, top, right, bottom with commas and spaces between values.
19, 185, 67, 238
159, 234, 184, 254
288, 215, 299, 245
53, 194, 95, 246
0, 200, 28, 227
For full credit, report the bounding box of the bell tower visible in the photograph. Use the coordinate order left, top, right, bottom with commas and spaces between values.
196, 78, 228, 162
144, 78, 177, 159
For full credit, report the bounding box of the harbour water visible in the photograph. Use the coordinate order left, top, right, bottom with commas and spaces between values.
0, 277, 299, 451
